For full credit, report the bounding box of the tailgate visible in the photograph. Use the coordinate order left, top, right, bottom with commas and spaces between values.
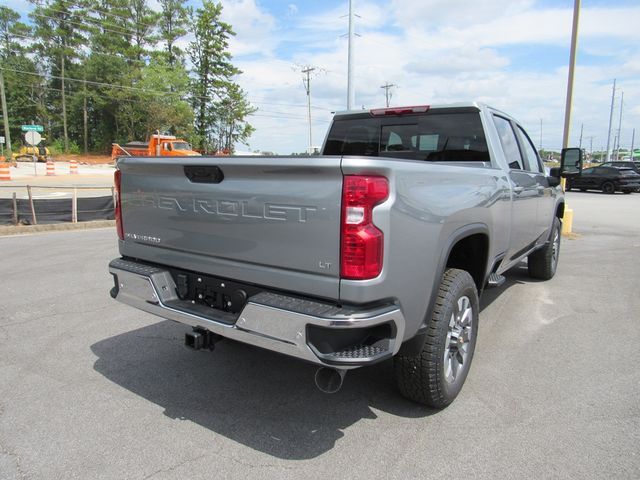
117, 156, 343, 299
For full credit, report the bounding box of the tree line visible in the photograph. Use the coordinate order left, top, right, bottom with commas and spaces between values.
0, 0, 255, 156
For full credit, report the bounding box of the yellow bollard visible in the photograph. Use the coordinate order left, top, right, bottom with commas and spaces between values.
560, 177, 573, 235
562, 207, 574, 236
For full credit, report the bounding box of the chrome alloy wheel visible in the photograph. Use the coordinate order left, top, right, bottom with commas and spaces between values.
444, 295, 473, 384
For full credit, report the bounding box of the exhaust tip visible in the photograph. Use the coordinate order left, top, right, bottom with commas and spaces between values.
314, 367, 346, 394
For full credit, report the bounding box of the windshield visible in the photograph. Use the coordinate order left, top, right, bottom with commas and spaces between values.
324, 111, 490, 162
172, 142, 192, 151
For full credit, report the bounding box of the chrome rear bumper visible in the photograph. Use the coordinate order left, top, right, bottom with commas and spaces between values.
109, 258, 405, 368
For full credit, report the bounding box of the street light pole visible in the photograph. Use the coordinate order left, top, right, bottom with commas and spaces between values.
346, 0, 355, 110
561, 0, 581, 150
560, 0, 581, 236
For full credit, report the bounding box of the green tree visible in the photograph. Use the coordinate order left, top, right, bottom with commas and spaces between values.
0, 6, 41, 156
210, 83, 255, 152
158, 0, 189, 67
188, 1, 253, 152
29, 0, 88, 152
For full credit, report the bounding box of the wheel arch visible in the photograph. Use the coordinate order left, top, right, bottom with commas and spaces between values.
397, 224, 490, 356
556, 200, 565, 220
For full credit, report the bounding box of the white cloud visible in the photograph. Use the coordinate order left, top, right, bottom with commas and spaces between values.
231, 1, 639, 153
220, 0, 278, 57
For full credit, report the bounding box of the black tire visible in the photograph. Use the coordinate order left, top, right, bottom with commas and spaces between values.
622, 189, 632, 194
394, 268, 479, 409
565, 181, 573, 191
528, 216, 561, 280
579, 188, 587, 192
601, 181, 615, 194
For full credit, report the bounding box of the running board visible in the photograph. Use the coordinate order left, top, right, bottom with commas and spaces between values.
487, 273, 506, 288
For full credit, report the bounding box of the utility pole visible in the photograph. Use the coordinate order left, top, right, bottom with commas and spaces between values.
0, 69, 12, 159
346, 0, 356, 110
614, 91, 623, 160
605, 79, 616, 161
629, 128, 635, 161
578, 123, 583, 149
302, 66, 316, 154
61, 51, 69, 153
539, 119, 543, 150
83, 73, 88, 155
584, 136, 595, 162
380, 82, 395, 107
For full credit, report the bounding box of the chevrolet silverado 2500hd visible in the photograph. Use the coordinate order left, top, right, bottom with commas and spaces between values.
109, 103, 565, 408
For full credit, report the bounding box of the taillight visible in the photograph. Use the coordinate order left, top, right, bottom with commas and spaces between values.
341, 175, 389, 280
114, 170, 124, 240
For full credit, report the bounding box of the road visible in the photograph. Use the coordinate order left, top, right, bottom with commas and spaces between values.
0, 192, 638, 480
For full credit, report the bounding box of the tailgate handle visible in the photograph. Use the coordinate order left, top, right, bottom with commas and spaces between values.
184, 165, 224, 184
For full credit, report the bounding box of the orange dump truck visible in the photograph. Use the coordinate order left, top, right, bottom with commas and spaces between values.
112, 133, 201, 161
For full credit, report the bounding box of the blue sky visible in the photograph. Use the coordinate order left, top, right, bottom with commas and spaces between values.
6, 0, 640, 154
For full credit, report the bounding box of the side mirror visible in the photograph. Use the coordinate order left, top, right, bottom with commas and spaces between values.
560, 148, 583, 176
548, 167, 561, 187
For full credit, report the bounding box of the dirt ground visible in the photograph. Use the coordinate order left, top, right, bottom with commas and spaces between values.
52, 153, 114, 165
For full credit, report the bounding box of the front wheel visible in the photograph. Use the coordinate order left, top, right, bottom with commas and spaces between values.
528, 216, 561, 280
394, 268, 479, 408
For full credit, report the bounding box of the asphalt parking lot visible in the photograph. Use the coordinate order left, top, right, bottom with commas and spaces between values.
1, 191, 638, 480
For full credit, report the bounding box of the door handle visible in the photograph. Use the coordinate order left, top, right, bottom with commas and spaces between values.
184, 165, 224, 184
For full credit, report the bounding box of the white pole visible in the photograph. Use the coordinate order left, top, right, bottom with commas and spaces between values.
346, 0, 355, 110
605, 79, 616, 161
629, 128, 635, 162
614, 91, 623, 161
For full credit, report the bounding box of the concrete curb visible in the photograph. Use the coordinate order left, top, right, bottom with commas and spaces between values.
0, 220, 115, 237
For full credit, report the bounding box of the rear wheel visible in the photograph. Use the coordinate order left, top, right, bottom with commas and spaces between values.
601, 181, 615, 194
622, 189, 632, 194
394, 268, 478, 409
528, 216, 561, 280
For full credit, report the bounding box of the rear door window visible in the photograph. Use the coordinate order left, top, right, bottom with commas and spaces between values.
492, 115, 524, 170
516, 126, 542, 173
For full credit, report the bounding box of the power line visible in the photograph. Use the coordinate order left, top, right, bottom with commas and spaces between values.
32, 11, 139, 40
0, 66, 332, 114
2, 42, 149, 66
1, 66, 194, 98
34, 3, 157, 38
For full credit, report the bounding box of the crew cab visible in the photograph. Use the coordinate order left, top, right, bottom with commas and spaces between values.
109, 103, 565, 408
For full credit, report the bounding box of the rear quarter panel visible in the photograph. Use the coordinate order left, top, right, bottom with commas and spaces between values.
340, 156, 511, 339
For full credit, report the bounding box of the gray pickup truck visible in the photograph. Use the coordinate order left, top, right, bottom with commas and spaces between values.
109, 103, 565, 408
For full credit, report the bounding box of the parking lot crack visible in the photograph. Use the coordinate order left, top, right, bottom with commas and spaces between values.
0, 439, 27, 480
141, 454, 205, 480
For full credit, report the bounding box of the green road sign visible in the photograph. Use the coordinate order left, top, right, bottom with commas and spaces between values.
21, 125, 44, 132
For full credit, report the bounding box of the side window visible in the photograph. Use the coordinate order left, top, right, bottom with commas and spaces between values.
493, 115, 523, 170
516, 126, 542, 173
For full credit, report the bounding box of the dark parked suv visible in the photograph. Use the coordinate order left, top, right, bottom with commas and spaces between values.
566, 166, 640, 194
597, 161, 640, 174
